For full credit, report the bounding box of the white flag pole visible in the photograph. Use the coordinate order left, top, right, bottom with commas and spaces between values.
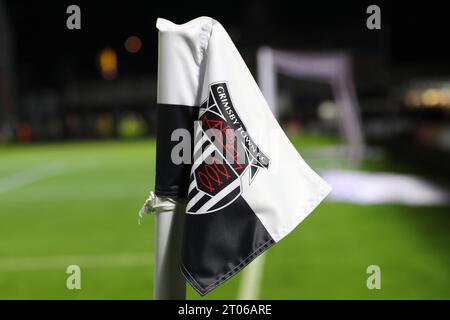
141, 193, 186, 300
153, 198, 186, 300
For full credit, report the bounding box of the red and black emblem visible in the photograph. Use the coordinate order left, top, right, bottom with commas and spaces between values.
187, 82, 270, 214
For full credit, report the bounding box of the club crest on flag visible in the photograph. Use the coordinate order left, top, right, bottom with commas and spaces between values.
187, 82, 271, 214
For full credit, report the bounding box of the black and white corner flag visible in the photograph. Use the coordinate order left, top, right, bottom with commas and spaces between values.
154, 17, 331, 295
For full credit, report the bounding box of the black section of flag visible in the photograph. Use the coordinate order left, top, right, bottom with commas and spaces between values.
181, 196, 275, 296
155, 104, 197, 198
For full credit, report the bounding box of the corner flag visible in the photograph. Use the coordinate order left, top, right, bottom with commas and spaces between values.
152, 16, 331, 296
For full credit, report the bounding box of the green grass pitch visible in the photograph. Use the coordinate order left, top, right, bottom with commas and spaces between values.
0, 138, 449, 299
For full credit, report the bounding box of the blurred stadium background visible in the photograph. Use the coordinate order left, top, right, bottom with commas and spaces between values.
1, 1, 450, 299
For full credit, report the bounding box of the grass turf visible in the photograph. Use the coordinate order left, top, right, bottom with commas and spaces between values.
0, 138, 449, 299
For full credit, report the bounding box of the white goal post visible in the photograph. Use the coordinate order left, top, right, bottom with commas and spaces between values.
257, 47, 365, 164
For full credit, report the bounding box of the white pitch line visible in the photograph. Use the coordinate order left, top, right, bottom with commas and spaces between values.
237, 252, 266, 300
0, 161, 99, 195
0, 162, 68, 195
0, 252, 153, 271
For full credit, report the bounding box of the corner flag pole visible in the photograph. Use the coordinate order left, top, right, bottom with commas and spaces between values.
140, 192, 186, 299
153, 197, 186, 300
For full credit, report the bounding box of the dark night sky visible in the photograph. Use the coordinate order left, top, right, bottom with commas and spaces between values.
4, 1, 450, 88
